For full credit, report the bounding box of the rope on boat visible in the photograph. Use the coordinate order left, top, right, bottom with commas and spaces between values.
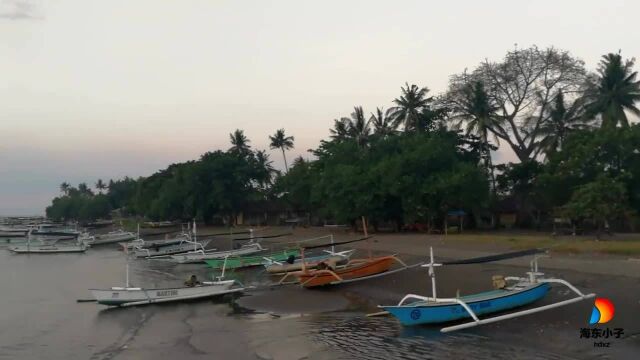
441, 248, 547, 265
222, 232, 293, 241
301, 236, 373, 250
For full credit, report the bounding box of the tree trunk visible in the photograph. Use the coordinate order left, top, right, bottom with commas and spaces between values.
281, 148, 289, 173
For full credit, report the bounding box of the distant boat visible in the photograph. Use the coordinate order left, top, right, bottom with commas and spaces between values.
29, 224, 81, 238
119, 238, 183, 251
88, 229, 138, 246
166, 242, 266, 264
132, 236, 211, 258
0, 226, 29, 238
85, 219, 114, 228
142, 221, 178, 228
9, 241, 88, 253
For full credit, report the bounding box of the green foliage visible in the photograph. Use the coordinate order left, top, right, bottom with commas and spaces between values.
287, 130, 489, 227
561, 176, 630, 228
46, 193, 112, 222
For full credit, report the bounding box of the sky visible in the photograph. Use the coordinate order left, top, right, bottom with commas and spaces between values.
1, 0, 639, 215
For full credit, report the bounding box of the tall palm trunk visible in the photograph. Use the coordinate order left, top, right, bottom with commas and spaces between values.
483, 129, 496, 194
281, 147, 289, 173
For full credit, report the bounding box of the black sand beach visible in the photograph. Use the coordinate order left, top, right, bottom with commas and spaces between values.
1, 228, 638, 359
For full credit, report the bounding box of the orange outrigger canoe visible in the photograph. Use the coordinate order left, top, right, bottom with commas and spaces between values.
295, 255, 398, 288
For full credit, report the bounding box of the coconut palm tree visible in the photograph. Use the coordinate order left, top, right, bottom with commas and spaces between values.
538, 90, 589, 157
450, 81, 501, 190
77, 182, 93, 196
229, 129, 251, 155
254, 150, 277, 187
59, 182, 70, 195
369, 107, 396, 137
329, 107, 371, 147
329, 118, 351, 141
585, 53, 640, 128
390, 83, 433, 132
269, 129, 295, 173
95, 179, 107, 194
346, 106, 371, 147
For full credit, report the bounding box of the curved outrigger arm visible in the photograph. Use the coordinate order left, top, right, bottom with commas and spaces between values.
440, 287, 595, 333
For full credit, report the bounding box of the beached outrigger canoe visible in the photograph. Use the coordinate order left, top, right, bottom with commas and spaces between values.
277, 233, 420, 287
264, 250, 355, 275
88, 229, 138, 246
90, 247, 246, 307
90, 280, 242, 307
205, 248, 301, 270
378, 247, 596, 333
167, 242, 266, 264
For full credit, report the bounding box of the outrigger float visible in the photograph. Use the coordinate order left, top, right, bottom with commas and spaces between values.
378, 247, 596, 332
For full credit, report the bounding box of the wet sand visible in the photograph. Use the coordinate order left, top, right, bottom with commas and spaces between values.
0, 227, 638, 359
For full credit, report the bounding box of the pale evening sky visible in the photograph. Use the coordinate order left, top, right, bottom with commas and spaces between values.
0, 0, 638, 215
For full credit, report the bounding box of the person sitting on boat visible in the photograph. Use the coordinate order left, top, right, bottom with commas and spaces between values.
184, 274, 201, 287
286, 254, 296, 264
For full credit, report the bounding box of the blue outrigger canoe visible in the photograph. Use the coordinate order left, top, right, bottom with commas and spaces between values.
382, 282, 550, 326
377, 247, 595, 333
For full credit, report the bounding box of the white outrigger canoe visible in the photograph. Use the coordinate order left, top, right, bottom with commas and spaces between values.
89, 280, 242, 307
133, 238, 211, 258
167, 242, 266, 264
10, 241, 88, 253
88, 229, 138, 246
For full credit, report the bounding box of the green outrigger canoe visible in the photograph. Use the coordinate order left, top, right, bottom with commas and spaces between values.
204, 248, 300, 270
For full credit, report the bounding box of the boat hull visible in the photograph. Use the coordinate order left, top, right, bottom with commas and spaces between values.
382, 283, 550, 326
297, 256, 395, 287
10, 243, 87, 253
205, 249, 300, 270
90, 231, 137, 245
169, 244, 265, 264
90, 281, 237, 306
266, 253, 351, 274
134, 239, 211, 258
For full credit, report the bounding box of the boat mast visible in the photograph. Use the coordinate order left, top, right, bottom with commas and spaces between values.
330, 234, 335, 254
429, 247, 437, 300
193, 219, 197, 252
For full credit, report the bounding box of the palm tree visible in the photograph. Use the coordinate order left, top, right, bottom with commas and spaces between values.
329, 118, 351, 141
95, 179, 106, 194
390, 83, 433, 132
269, 129, 295, 173
59, 182, 70, 195
77, 182, 93, 196
346, 106, 371, 147
254, 150, 277, 187
292, 155, 306, 168
585, 53, 640, 128
328, 107, 371, 147
369, 107, 396, 137
229, 129, 251, 155
538, 90, 589, 157
450, 81, 501, 190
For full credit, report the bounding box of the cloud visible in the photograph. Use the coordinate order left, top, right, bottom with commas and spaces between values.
0, 0, 42, 20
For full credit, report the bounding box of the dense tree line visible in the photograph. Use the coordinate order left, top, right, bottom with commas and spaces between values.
47, 46, 640, 234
